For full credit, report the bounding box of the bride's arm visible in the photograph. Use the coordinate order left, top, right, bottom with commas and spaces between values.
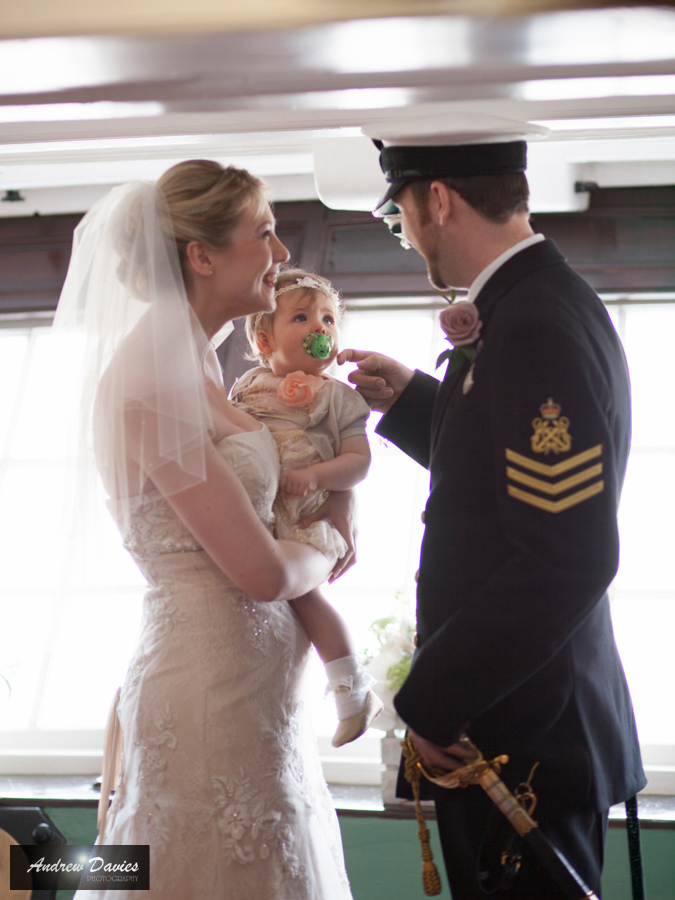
124, 411, 333, 603
165, 441, 333, 602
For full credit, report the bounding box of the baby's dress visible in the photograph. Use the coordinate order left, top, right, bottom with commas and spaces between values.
230, 368, 370, 559
79, 428, 352, 900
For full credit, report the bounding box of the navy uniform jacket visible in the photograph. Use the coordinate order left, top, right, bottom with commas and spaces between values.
378, 239, 646, 811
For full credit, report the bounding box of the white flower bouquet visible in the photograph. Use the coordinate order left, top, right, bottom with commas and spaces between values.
364, 610, 416, 733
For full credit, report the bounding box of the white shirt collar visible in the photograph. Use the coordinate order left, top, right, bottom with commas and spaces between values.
467, 233, 545, 304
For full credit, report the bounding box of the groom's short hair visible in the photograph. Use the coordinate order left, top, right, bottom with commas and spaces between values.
408, 172, 530, 225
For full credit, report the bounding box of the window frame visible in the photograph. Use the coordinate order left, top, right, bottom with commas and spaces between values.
1, 298, 674, 797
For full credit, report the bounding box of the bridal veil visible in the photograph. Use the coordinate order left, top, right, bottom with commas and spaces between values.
54, 181, 229, 534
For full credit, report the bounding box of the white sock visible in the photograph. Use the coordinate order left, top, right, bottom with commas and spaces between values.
325, 654, 375, 720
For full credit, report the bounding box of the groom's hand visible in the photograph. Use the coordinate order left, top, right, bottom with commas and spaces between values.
298, 489, 358, 581
338, 349, 414, 414
408, 728, 479, 772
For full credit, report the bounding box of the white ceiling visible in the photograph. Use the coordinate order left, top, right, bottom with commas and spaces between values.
1, 6, 675, 217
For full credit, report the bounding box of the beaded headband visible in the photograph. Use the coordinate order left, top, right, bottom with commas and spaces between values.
274, 275, 338, 300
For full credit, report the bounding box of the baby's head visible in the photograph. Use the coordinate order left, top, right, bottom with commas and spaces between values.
245, 268, 344, 377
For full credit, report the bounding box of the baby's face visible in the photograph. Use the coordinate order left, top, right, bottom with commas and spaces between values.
265, 289, 340, 377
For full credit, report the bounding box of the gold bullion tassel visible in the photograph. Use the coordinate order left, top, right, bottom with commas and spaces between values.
402, 734, 442, 896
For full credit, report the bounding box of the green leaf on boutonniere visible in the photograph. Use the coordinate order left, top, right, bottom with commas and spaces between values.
436, 344, 476, 372
436, 348, 453, 369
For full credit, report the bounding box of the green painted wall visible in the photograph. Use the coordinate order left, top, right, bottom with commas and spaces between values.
45, 807, 98, 900
601, 825, 675, 900
338, 816, 675, 900
44, 806, 674, 900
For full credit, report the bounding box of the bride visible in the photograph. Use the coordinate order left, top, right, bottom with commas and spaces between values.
56, 160, 354, 899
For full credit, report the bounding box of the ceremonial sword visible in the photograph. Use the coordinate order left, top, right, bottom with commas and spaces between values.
402, 733, 600, 899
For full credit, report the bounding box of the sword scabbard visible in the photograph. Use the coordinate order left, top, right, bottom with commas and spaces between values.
403, 734, 600, 900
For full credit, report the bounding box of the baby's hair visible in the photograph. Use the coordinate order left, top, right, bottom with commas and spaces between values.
245, 267, 344, 366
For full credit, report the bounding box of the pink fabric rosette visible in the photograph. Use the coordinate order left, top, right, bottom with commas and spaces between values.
439, 301, 482, 347
277, 371, 325, 407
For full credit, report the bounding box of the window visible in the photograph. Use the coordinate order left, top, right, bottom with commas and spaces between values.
605, 302, 675, 783
307, 303, 444, 781
0, 318, 145, 773
1, 301, 673, 791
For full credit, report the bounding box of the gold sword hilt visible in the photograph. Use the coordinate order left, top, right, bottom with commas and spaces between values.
403, 733, 599, 900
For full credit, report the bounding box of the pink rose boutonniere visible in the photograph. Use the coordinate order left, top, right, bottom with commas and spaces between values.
436, 300, 484, 393
440, 300, 482, 347
277, 371, 324, 407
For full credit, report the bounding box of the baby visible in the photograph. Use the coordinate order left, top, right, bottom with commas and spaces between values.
230, 268, 382, 746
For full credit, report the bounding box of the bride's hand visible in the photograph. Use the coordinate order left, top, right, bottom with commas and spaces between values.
298, 489, 358, 581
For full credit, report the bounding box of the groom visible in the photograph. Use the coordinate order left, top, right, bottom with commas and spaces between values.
339, 129, 645, 898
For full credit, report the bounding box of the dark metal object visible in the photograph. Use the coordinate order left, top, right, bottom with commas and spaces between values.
625, 795, 646, 900
0, 806, 66, 900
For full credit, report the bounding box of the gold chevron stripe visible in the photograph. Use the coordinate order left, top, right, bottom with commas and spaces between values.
507, 480, 604, 513
506, 463, 603, 496
505, 444, 602, 477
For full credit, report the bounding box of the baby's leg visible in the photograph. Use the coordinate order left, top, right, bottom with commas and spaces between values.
290, 589, 383, 747
290, 588, 354, 663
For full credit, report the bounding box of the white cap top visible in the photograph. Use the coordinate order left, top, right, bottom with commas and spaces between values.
362, 111, 549, 147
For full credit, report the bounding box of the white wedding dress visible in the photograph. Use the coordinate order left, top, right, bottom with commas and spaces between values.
80, 427, 352, 900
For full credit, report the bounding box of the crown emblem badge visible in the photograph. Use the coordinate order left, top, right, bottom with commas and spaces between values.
531, 398, 572, 455
539, 398, 561, 419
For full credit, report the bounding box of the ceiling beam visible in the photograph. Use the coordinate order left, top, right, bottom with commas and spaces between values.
0, 0, 660, 40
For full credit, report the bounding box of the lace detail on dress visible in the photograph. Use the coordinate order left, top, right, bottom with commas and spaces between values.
211, 764, 308, 892
108, 427, 279, 559
136, 704, 178, 847
111, 491, 202, 558
143, 584, 188, 636
84, 428, 352, 900
238, 598, 276, 656
213, 768, 282, 865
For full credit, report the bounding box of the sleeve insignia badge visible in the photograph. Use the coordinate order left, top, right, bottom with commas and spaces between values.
530, 398, 571, 456
504, 399, 604, 513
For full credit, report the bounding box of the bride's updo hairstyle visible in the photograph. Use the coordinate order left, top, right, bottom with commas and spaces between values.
158, 159, 266, 270
58, 160, 270, 534
115, 160, 266, 299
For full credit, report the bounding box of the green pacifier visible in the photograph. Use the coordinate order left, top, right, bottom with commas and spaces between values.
302, 332, 335, 360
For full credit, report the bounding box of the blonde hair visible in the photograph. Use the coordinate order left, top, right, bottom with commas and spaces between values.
115, 160, 266, 299
245, 267, 344, 366
159, 159, 266, 269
